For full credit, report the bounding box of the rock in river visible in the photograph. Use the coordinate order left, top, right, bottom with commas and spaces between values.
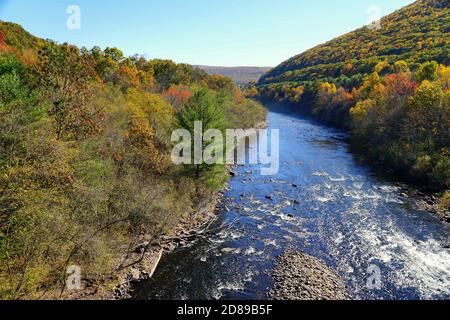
269, 251, 348, 300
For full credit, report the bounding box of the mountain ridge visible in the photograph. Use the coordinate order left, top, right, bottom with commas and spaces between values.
196, 65, 272, 85
259, 0, 449, 87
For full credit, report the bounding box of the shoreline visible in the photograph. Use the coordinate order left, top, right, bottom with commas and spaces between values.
56, 189, 225, 300
113, 122, 269, 299
258, 101, 450, 226
57, 113, 447, 300
114, 190, 225, 300
58, 120, 268, 300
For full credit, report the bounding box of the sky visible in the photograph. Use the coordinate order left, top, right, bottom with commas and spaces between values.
0, 0, 415, 67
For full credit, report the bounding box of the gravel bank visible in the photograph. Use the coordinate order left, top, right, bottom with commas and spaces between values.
269, 251, 348, 300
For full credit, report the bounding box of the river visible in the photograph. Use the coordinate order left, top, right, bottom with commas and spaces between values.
131, 108, 450, 300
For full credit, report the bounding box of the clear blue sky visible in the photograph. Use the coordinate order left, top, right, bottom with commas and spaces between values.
0, 0, 415, 67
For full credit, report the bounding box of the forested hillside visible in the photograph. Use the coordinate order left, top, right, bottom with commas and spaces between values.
252, 0, 449, 205
259, 0, 449, 87
0, 20, 266, 299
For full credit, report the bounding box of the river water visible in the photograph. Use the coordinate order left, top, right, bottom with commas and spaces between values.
132, 109, 450, 300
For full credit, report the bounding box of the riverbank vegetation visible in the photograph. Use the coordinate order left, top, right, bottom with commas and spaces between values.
0, 20, 266, 299
253, 0, 449, 204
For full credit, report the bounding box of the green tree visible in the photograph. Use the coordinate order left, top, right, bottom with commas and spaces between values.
416, 61, 439, 83
148, 59, 181, 91
393, 60, 410, 73
104, 47, 124, 63
175, 88, 228, 186
0, 56, 41, 168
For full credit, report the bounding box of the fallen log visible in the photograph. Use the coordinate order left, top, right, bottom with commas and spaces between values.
149, 249, 163, 278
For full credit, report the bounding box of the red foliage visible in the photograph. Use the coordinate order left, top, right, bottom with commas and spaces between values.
64, 175, 75, 184
0, 30, 13, 53
0, 31, 5, 45
384, 73, 417, 97
163, 85, 192, 109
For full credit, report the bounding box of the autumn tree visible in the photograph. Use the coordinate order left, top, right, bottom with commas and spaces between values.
148, 59, 182, 91
104, 47, 125, 63
416, 61, 439, 83
113, 64, 140, 91
244, 85, 259, 98
406, 80, 448, 152
163, 85, 192, 111
126, 89, 175, 147
37, 43, 98, 139
125, 116, 168, 175
393, 60, 410, 73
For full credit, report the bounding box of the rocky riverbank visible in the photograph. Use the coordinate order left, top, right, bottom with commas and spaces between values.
57, 190, 224, 300
114, 191, 224, 299
408, 190, 449, 225
269, 251, 348, 300
59, 122, 268, 300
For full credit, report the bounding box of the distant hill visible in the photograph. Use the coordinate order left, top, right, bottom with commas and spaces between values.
196, 65, 272, 85
0, 20, 44, 62
253, 0, 449, 195
259, 0, 449, 88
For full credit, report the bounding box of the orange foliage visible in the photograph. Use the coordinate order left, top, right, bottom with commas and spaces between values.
0, 31, 4, 45
0, 31, 13, 54
384, 73, 417, 97
332, 87, 354, 105
342, 63, 353, 75
115, 65, 140, 90
19, 48, 39, 66
231, 87, 245, 104
163, 85, 192, 110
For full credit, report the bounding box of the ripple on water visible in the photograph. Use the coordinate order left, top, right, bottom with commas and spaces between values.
221, 247, 242, 255
315, 195, 333, 203
325, 200, 450, 299
263, 239, 278, 248
329, 175, 347, 182
373, 231, 450, 298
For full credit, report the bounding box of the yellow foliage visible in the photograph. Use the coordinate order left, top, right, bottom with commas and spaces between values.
438, 190, 450, 211
438, 65, 450, 91
126, 89, 174, 144
375, 61, 390, 74
350, 98, 376, 121
320, 82, 337, 95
